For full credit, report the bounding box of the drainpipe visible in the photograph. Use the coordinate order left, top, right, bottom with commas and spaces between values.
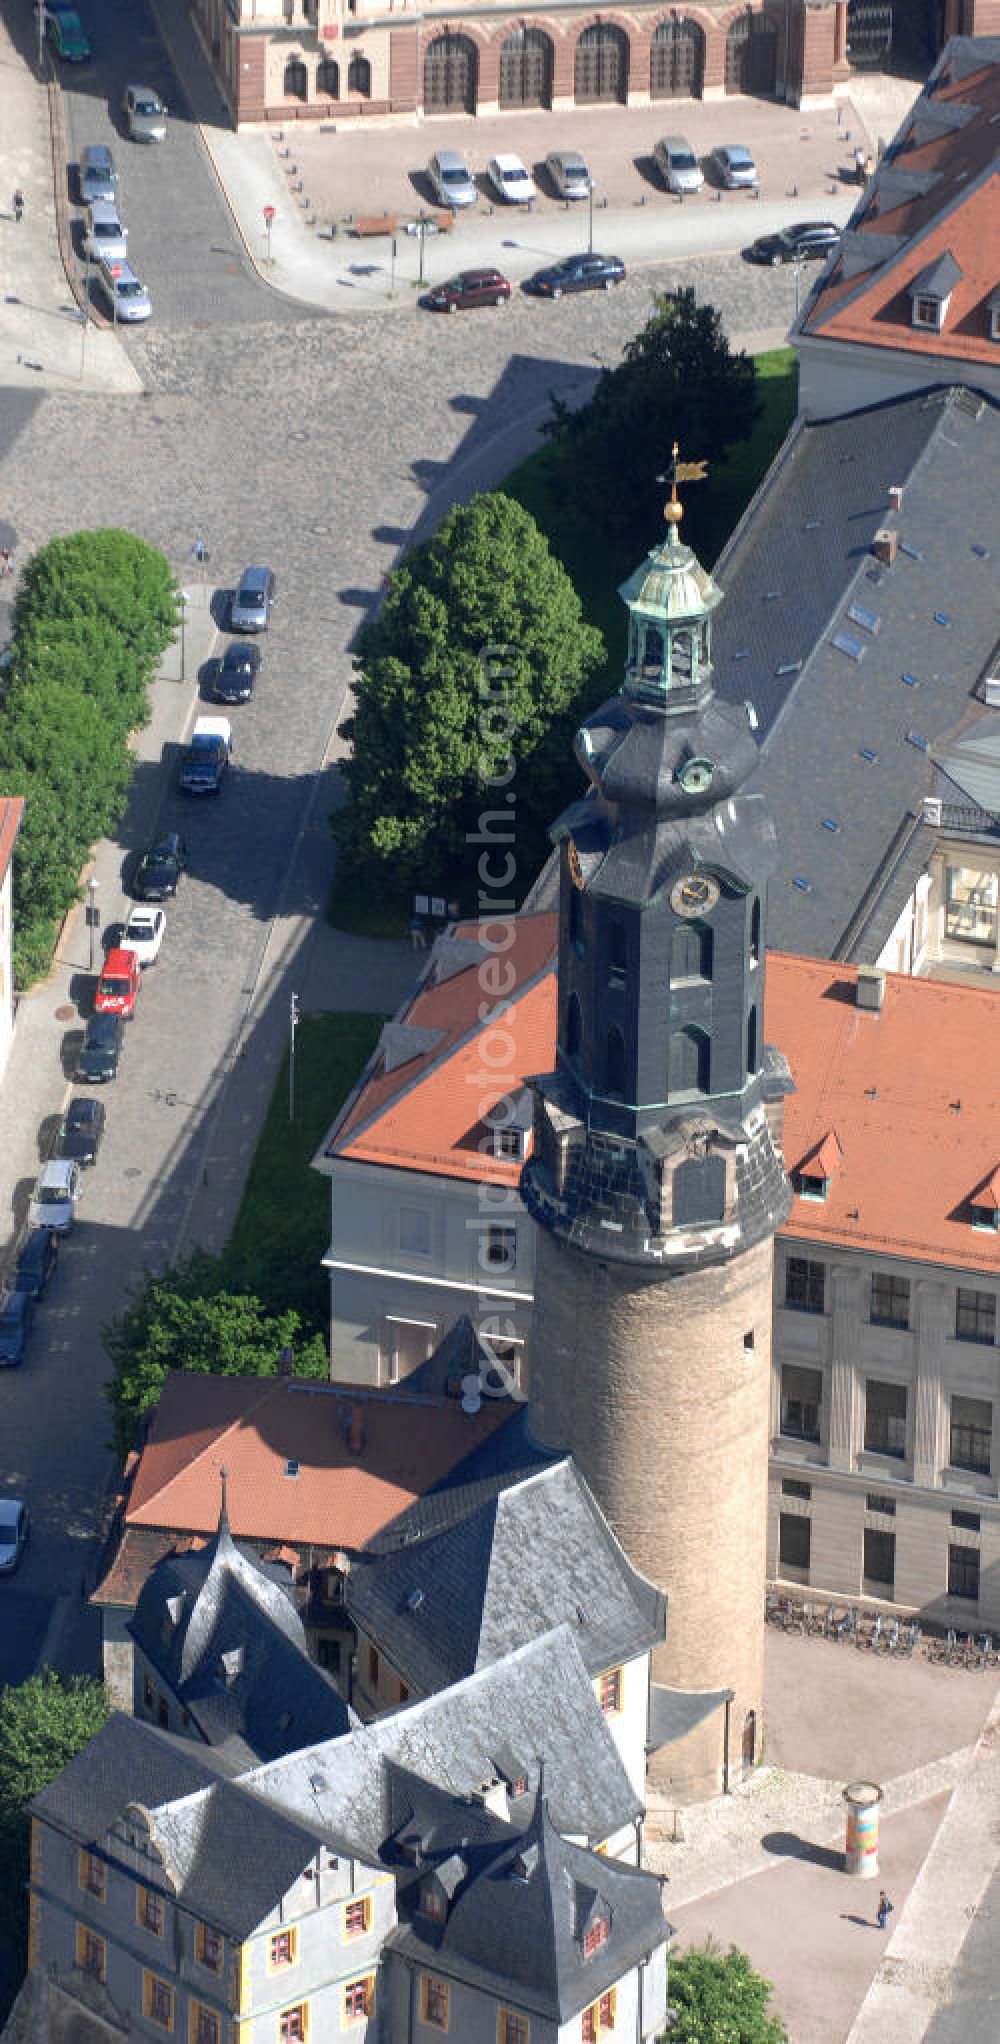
408, 1960, 418, 2043
723, 1695, 732, 1795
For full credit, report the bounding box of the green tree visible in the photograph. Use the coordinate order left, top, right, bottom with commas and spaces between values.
0, 1672, 108, 2019
335, 492, 604, 892
546, 287, 760, 561
104, 1251, 330, 1456
13, 528, 176, 685
666, 1941, 789, 2044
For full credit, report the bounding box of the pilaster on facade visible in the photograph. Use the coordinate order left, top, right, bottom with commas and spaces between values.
827, 1262, 861, 1471
913, 1279, 947, 1486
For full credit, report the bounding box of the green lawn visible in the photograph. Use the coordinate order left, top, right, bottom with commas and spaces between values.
221, 1011, 385, 1329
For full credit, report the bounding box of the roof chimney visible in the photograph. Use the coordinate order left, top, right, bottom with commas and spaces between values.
872, 528, 898, 566
856, 966, 884, 1013
888, 485, 903, 512
348, 1404, 365, 1456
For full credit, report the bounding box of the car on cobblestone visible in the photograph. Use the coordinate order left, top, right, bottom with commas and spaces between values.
0, 1500, 30, 1573
29, 1160, 82, 1232
13, 1227, 59, 1299
56, 1096, 105, 1166
94, 946, 141, 1018
95, 258, 151, 324
123, 85, 168, 144
133, 831, 187, 901
653, 136, 704, 195
525, 253, 626, 298
231, 566, 275, 633
747, 220, 841, 266
122, 906, 165, 965
76, 1013, 125, 1086
427, 150, 477, 210
47, 8, 90, 60
421, 269, 511, 313
0, 1291, 35, 1368
78, 144, 117, 205
208, 642, 260, 704
486, 155, 537, 206
545, 150, 592, 201
83, 200, 128, 264
711, 144, 759, 191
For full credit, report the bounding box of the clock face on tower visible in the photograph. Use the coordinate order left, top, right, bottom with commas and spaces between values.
670, 872, 720, 920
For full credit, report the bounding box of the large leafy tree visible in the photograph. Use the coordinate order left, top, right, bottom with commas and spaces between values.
666, 1941, 789, 2044
546, 287, 760, 560
104, 1251, 330, 1456
335, 492, 604, 891
0, 1672, 109, 2020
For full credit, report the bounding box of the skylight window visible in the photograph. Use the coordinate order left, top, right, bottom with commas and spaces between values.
899, 542, 922, 561
847, 601, 880, 635
832, 629, 865, 662
860, 747, 879, 764
933, 611, 952, 628
906, 731, 930, 752
792, 877, 813, 893
821, 819, 840, 834
901, 672, 919, 688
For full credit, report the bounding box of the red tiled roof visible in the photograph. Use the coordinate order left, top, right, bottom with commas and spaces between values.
329, 912, 558, 1183
802, 56, 1000, 362
798, 1130, 842, 1179
0, 799, 24, 888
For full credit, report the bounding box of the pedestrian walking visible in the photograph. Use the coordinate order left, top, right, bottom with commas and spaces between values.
13, 190, 24, 223
0, 549, 11, 578
877, 1889, 893, 1932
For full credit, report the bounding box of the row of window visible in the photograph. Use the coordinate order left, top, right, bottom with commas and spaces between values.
78, 1856, 373, 1973
563, 1000, 759, 1097
399, 1206, 517, 1270
786, 1257, 1000, 1344
75, 1932, 373, 2037
778, 1510, 983, 1603
280, 54, 371, 100
780, 1364, 993, 1475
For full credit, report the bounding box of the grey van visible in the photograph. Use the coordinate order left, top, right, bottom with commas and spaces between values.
231, 566, 275, 633
79, 143, 118, 205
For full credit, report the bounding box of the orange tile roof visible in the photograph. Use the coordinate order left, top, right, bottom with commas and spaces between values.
802, 55, 1000, 363
330, 912, 558, 1183
0, 799, 24, 889
123, 1370, 512, 1548
768, 955, 1000, 1274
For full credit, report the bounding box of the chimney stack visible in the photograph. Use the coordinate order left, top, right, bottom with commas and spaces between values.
856, 966, 885, 1013
888, 485, 903, 512
872, 528, 898, 566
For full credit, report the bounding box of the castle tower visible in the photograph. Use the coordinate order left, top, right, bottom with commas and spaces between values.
522, 466, 793, 1800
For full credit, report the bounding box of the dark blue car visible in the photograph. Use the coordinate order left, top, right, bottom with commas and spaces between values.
0, 1291, 35, 1366
525, 252, 626, 298
14, 1227, 59, 1300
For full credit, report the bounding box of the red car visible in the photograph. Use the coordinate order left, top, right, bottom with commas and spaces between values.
421, 268, 511, 313
94, 946, 141, 1018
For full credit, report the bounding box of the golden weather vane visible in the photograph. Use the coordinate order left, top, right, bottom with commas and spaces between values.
656, 442, 709, 529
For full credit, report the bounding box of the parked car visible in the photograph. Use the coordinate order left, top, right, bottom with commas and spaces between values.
208, 642, 260, 704
179, 716, 232, 794
77, 1012, 125, 1085
29, 1159, 82, 1232
747, 220, 841, 266
545, 150, 592, 201
122, 84, 167, 143
231, 566, 275, 633
427, 150, 477, 210
525, 253, 626, 298
0, 1292, 35, 1367
78, 143, 117, 205
421, 269, 511, 313
133, 831, 187, 900
47, 8, 90, 59
486, 155, 537, 205
122, 906, 165, 965
83, 199, 127, 263
653, 135, 704, 195
56, 1095, 105, 1165
94, 258, 151, 323
0, 1500, 30, 1573
13, 1227, 59, 1299
94, 945, 141, 1018
711, 144, 759, 190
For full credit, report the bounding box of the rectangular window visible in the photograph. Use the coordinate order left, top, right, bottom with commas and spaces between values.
784, 1257, 825, 1313
582, 2011, 597, 2044
598, 1667, 622, 1715
279, 2006, 308, 2044
143, 1973, 175, 2030
422, 1976, 449, 2029
399, 1207, 431, 1256
499, 2017, 528, 2044
344, 1977, 374, 2023
343, 1897, 371, 1939
367, 1644, 379, 1688
421, 1883, 446, 1921
138, 1886, 165, 1936
865, 1379, 907, 1459
75, 1926, 106, 1981
191, 2006, 220, 2044
863, 1527, 895, 1590
952, 1508, 981, 1532
781, 1478, 811, 1501
143, 1675, 154, 1710
798, 1172, 827, 1201
598, 1992, 615, 2029
950, 1395, 992, 1475
866, 1492, 896, 1516
583, 1918, 608, 1956
196, 1924, 222, 1973
913, 294, 941, 329
496, 1127, 523, 1160
269, 1929, 297, 1970
484, 1224, 517, 1269
780, 1366, 822, 1443
870, 1272, 910, 1329
778, 1512, 811, 1572
956, 1289, 996, 1345
78, 1849, 106, 1902
948, 1544, 980, 1601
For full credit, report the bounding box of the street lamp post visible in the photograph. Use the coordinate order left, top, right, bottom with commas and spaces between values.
417, 214, 428, 287
588, 177, 594, 256
288, 992, 300, 1121
193, 539, 208, 606
36, 0, 45, 70
178, 591, 188, 681
87, 876, 100, 973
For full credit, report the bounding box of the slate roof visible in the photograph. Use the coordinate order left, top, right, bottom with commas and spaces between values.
244, 1625, 642, 1853
799, 38, 1000, 370
30, 1712, 236, 1842
710, 385, 1000, 959
387, 1783, 668, 2022
315, 912, 557, 1183
347, 1459, 665, 1692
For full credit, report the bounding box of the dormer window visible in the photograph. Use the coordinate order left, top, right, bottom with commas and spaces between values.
583, 1916, 609, 1957
908, 251, 961, 333
972, 1202, 1000, 1233
495, 1125, 524, 1162
420, 1883, 446, 1921
969, 1166, 1000, 1231
913, 295, 942, 330
796, 1131, 840, 1202
798, 1172, 827, 1201
989, 288, 1000, 343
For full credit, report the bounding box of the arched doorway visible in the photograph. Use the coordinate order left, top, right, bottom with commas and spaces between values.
283, 56, 308, 100
742, 1709, 757, 1769
725, 7, 777, 96
575, 22, 628, 103
499, 26, 553, 107
424, 32, 477, 113
650, 15, 704, 98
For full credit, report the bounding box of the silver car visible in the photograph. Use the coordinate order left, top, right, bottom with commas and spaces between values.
29, 1159, 81, 1233
78, 142, 117, 205
427, 150, 477, 210
653, 135, 704, 195
95, 258, 151, 323
0, 1499, 29, 1574
231, 565, 275, 633
83, 199, 127, 262
123, 83, 167, 142
545, 150, 592, 201
711, 143, 760, 190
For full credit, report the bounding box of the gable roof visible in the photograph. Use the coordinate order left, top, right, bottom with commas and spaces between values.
800, 38, 1000, 369
348, 1458, 665, 1694
316, 913, 557, 1183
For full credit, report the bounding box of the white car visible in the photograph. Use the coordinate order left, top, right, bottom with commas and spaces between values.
83, 200, 128, 263
545, 150, 592, 201
29, 1159, 82, 1234
487, 154, 537, 205
123, 905, 166, 965
711, 144, 759, 190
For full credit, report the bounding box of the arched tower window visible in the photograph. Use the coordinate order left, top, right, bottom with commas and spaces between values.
316, 56, 339, 95
284, 56, 308, 99
669, 1025, 709, 1096
672, 630, 693, 684
606, 1027, 626, 1099
569, 886, 585, 958
348, 52, 371, 94
608, 921, 627, 985
641, 625, 664, 679
672, 922, 713, 982
565, 992, 582, 1059
747, 1005, 758, 1075
750, 896, 761, 966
